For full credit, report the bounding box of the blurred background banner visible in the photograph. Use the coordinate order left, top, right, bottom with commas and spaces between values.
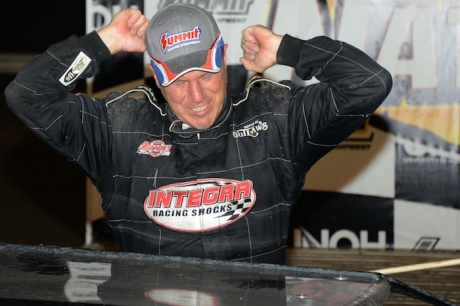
85, 0, 460, 251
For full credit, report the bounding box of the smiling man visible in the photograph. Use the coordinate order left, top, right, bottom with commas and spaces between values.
144, 5, 228, 129
5, 3, 392, 264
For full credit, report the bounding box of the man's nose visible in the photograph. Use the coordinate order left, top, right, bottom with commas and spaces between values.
188, 81, 205, 103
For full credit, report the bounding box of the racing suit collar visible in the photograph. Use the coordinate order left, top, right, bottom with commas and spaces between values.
167, 95, 232, 135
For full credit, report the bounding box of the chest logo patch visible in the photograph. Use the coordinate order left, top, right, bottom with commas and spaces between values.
144, 179, 256, 232
233, 120, 268, 138
137, 140, 172, 157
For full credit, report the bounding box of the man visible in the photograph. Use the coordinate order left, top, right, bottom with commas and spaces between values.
5, 4, 392, 264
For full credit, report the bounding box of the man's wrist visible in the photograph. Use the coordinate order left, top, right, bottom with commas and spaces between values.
276, 34, 304, 67
79, 31, 112, 63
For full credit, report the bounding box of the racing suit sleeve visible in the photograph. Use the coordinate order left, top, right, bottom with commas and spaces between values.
4, 31, 113, 182
277, 34, 393, 174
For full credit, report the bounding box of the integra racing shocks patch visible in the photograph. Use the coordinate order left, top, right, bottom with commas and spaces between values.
144, 179, 256, 232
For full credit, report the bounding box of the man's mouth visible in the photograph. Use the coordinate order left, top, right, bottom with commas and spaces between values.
191, 103, 209, 112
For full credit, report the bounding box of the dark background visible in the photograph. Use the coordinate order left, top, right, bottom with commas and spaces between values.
0, 1, 87, 247
1, 1, 86, 53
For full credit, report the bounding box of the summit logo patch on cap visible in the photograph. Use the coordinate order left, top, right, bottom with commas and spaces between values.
160, 25, 201, 54
145, 3, 224, 86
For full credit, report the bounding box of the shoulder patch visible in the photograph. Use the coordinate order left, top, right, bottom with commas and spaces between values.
59, 51, 91, 86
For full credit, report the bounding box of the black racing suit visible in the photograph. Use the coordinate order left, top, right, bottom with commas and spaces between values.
5, 31, 392, 264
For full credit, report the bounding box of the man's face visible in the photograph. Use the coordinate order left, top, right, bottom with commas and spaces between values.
153, 47, 228, 130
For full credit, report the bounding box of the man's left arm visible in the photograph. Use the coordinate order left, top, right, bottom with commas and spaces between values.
240, 26, 392, 171
278, 34, 392, 169
279, 34, 392, 118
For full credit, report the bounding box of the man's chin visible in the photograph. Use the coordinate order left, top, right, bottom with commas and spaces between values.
188, 113, 221, 130
192, 123, 214, 130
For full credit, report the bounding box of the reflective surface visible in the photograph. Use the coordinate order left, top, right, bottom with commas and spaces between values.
0, 243, 389, 305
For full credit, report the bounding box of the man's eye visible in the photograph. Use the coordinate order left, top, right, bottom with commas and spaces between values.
201, 73, 212, 81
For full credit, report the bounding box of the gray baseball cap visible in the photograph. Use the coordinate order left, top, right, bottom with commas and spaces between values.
145, 3, 224, 86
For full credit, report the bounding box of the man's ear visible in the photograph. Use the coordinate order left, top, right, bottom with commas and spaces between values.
223, 44, 228, 63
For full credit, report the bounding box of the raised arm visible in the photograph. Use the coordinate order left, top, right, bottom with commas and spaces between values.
239, 25, 393, 172
4, 9, 149, 181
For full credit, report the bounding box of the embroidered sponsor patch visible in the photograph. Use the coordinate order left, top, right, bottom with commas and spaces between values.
160, 25, 201, 54
144, 179, 256, 232
59, 52, 91, 86
233, 120, 268, 138
137, 140, 172, 157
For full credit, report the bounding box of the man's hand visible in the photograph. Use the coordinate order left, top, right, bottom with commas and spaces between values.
240, 25, 283, 73
97, 9, 149, 54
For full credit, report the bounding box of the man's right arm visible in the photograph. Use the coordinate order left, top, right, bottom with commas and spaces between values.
4, 31, 113, 181
4, 9, 148, 181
